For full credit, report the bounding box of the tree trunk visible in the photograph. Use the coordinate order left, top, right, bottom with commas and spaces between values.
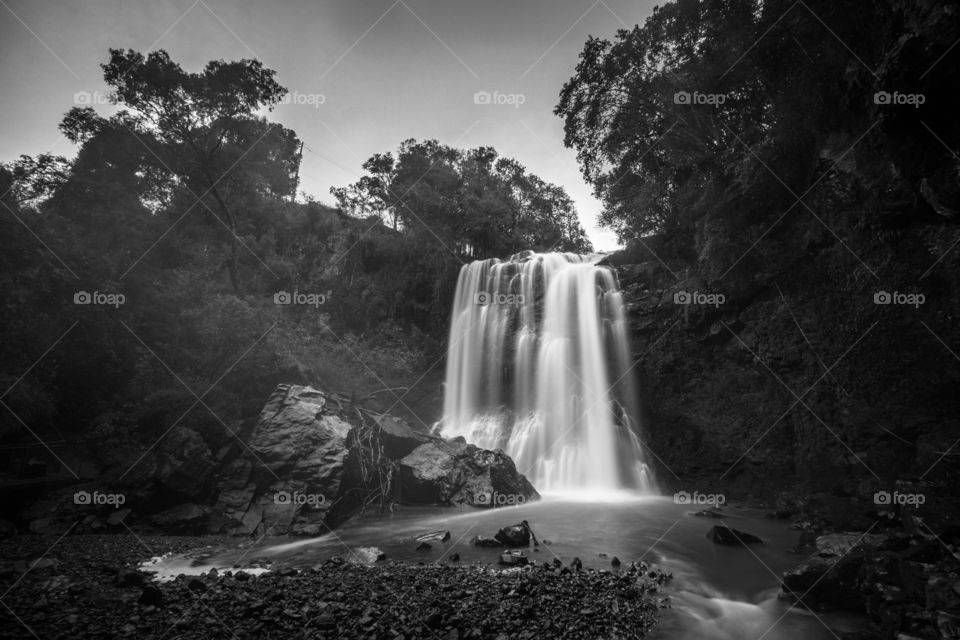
209, 186, 241, 294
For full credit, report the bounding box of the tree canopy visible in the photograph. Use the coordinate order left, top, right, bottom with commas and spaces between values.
331, 139, 593, 258
556, 0, 958, 279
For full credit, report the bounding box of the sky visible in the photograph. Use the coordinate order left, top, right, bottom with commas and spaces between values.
0, 0, 659, 251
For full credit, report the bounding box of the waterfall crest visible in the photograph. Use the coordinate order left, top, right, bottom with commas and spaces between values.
440, 251, 657, 494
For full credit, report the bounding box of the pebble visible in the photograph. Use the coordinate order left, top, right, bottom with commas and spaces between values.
0, 533, 671, 640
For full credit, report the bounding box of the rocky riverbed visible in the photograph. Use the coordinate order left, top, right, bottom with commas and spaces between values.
0, 534, 671, 639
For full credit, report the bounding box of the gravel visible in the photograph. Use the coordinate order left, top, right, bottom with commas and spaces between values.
0, 534, 672, 639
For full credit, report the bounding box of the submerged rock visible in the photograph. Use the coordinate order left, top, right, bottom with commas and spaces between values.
705, 525, 763, 546
494, 523, 532, 547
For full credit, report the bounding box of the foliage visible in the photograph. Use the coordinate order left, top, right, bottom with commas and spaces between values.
332, 139, 593, 258
0, 49, 593, 460
555, 0, 959, 280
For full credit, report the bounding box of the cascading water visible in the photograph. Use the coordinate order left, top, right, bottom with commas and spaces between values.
440, 251, 657, 494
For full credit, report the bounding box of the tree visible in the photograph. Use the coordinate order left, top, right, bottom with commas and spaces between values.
333, 139, 593, 259
59, 49, 301, 291
553, 0, 920, 276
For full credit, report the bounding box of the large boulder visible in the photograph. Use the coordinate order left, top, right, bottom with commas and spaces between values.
207, 384, 537, 536
212, 384, 358, 535
398, 439, 539, 506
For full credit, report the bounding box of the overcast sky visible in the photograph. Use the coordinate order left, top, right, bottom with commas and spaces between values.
0, 0, 658, 251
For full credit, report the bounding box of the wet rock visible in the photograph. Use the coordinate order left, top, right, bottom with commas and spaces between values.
494, 522, 532, 547
471, 535, 503, 547
499, 550, 528, 566
705, 525, 763, 546
398, 440, 539, 507
397, 442, 458, 503
106, 508, 131, 527
187, 578, 207, 593
691, 509, 724, 519
316, 613, 335, 630
116, 569, 144, 587
415, 530, 450, 543
247, 385, 355, 534
815, 533, 889, 556
138, 585, 163, 606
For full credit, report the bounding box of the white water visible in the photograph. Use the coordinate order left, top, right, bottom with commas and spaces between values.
440, 251, 656, 493
140, 498, 863, 638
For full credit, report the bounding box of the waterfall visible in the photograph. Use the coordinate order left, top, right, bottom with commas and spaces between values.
440, 251, 657, 494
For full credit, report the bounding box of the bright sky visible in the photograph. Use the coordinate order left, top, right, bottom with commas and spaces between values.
0, 0, 658, 251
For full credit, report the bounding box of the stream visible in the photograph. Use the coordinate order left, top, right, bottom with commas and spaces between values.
142, 494, 865, 639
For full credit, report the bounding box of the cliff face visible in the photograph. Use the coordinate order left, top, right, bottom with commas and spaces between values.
611, 211, 959, 514
589, 0, 960, 514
